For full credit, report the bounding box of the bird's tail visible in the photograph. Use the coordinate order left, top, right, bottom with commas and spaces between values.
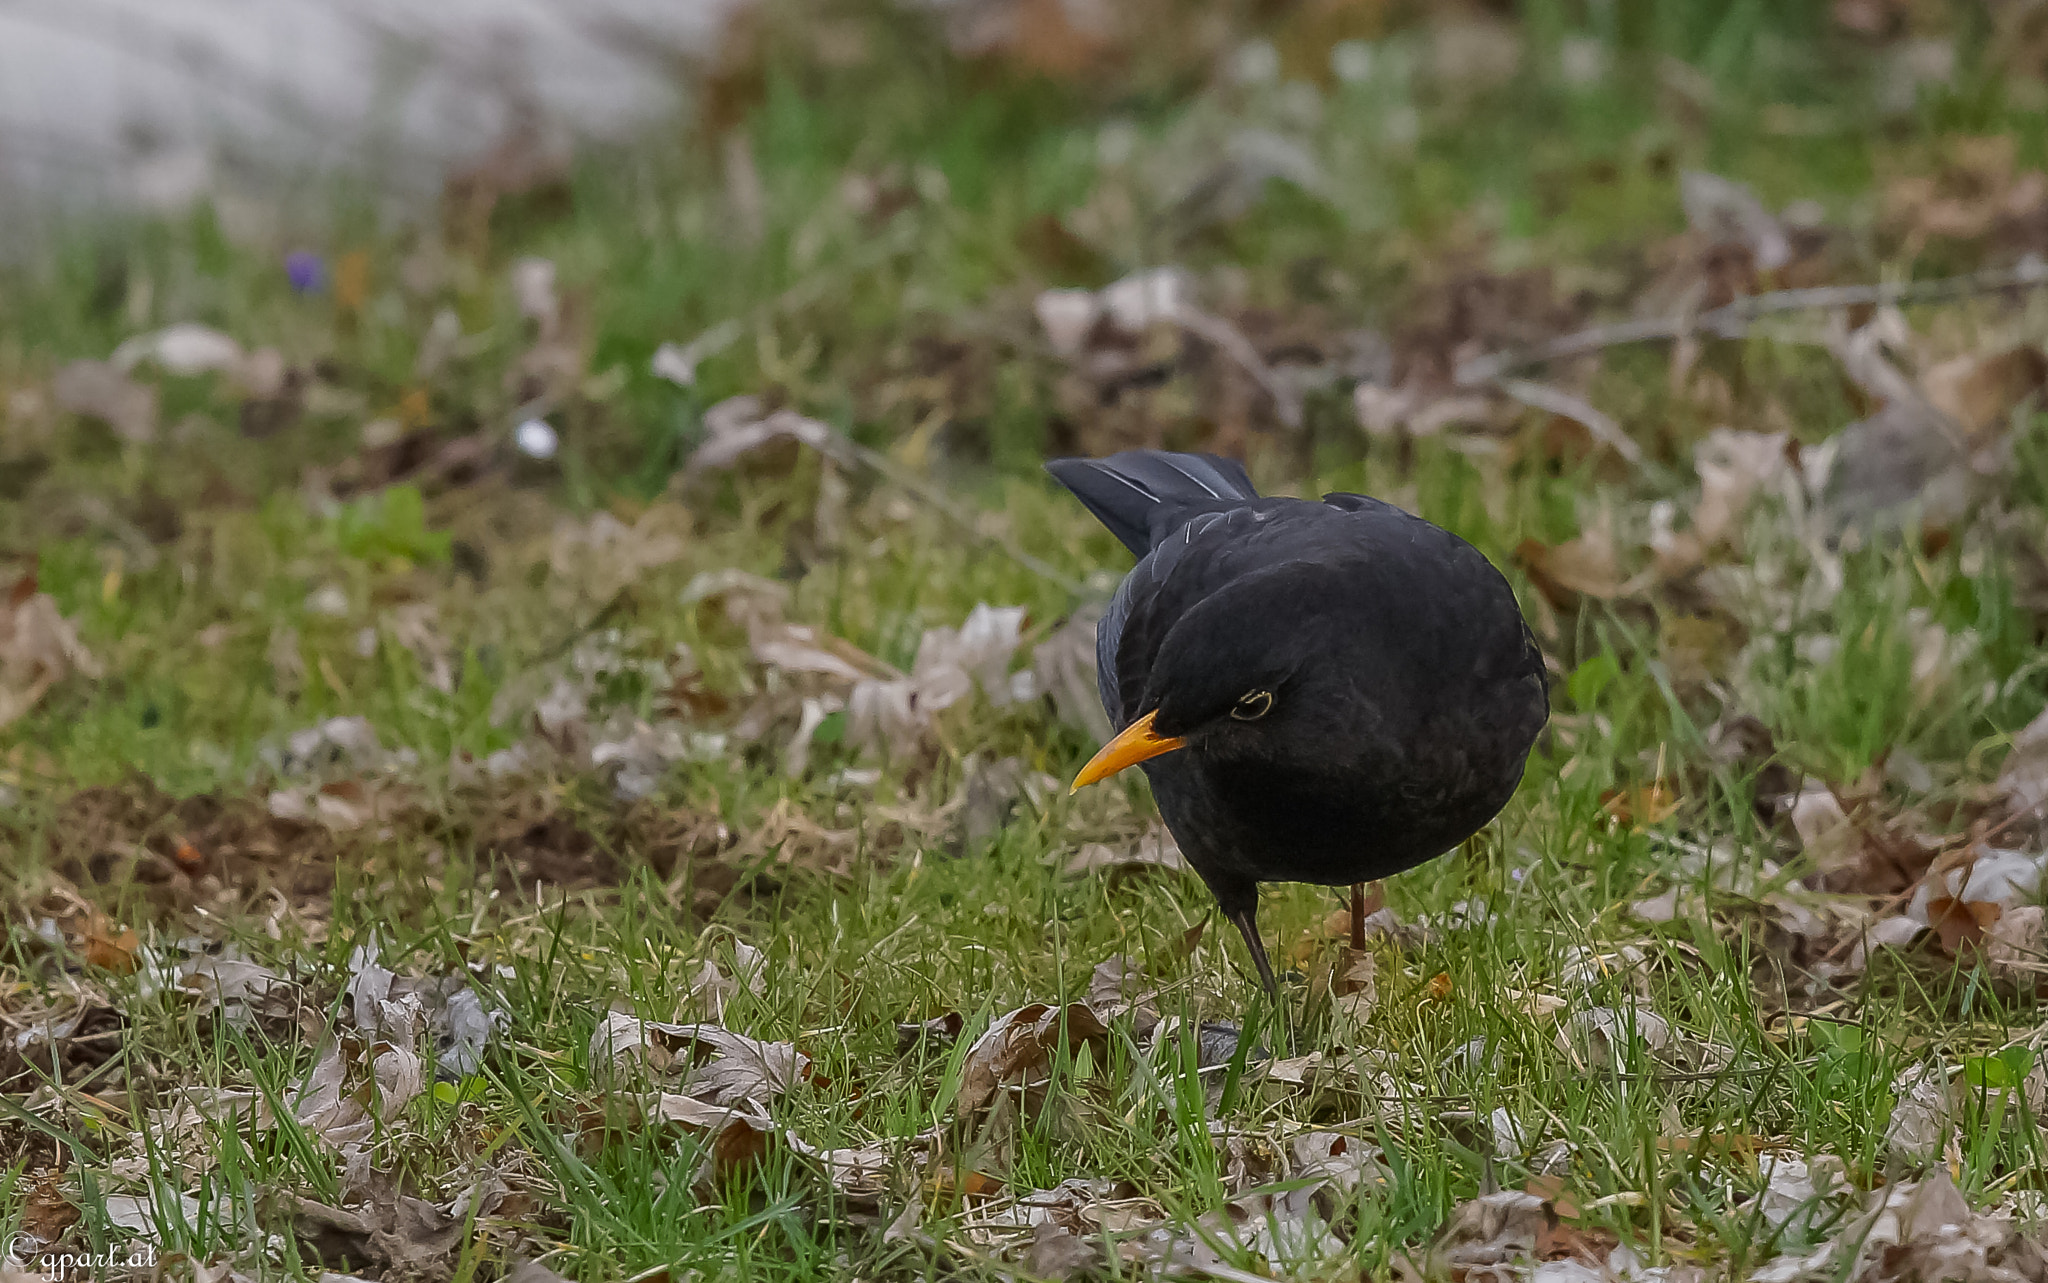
1044, 450, 1258, 557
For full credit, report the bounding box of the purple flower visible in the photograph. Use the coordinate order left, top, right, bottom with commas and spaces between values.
285, 250, 326, 294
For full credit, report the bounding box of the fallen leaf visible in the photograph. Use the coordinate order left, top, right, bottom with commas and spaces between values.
1884, 134, 2048, 253
1064, 825, 1189, 877
1650, 428, 1793, 575
670, 1025, 809, 1108
785, 1129, 940, 1210
846, 603, 1029, 758
180, 954, 299, 1029
504, 1259, 573, 1283
1923, 345, 2048, 441
110, 322, 263, 387
52, 359, 157, 442
1985, 905, 2046, 983
1326, 948, 1377, 1025
343, 939, 500, 1077
1556, 1004, 1671, 1071
1431, 1190, 1553, 1273
590, 719, 724, 801
683, 396, 860, 477
549, 506, 691, 598
290, 1171, 511, 1280
1821, 345, 2045, 532
1754, 1153, 1850, 1236
1516, 511, 1627, 608
590, 1015, 808, 1109
895, 1012, 964, 1054
638, 1093, 777, 1193
0, 589, 104, 728
102, 1191, 204, 1245
1995, 704, 2048, 832
1601, 781, 1680, 829
1885, 1062, 1954, 1163
681, 939, 767, 1021
293, 1034, 426, 1153
1681, 170, 1793, 271
1910, 847, 2047, 954
1750, 1166, 2048, 1282
74, 910, 139, 974
651, 320, 742, 388
1034, 289, 1100, 358
957, 1003, 1111, 1113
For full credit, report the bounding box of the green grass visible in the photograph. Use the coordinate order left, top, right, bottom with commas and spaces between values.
5, 0, 2048, 1278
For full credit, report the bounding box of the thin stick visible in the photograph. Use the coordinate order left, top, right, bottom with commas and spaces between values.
1456, 257, 2048, 387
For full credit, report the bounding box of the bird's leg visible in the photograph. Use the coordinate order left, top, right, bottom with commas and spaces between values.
1349, 880, 1384, 951
1227, 906, 1280, 999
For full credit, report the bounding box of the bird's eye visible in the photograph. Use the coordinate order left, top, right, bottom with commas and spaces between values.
1231, 689, 1275, 721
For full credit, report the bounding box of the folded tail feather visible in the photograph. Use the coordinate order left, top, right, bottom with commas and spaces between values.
1043, 450, 1258, 557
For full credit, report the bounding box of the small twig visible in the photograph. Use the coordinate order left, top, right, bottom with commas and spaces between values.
1456, 257, 2048, 387
1494, 377, 1645, 466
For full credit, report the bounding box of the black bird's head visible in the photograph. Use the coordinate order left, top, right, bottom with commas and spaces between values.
1071, 560, 1376, 790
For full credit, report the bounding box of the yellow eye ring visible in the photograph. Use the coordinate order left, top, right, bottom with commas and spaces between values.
1231, 689, 1274, 721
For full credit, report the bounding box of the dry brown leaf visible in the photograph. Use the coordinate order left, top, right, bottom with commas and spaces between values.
895, 1011, 964, 1054
936, 0, 1117, 78
1885, 1063, 1954, 1163
846, 603, 1028, 758
1681, 170, 1793, 271
1652, 428, 1793, 575
1985, 905, 2047, 983
52, 358, 157, 442
180, 954, 299, 1028
671, 1025, 809, 1107
293, 1034, 426, 1152
682, 940, 767, 1021
1515, 511, 1628, 608
1032, 605, 1113, 745
956, 1003, 1111, 1113
1063, 825, 1189, 877
1884, 134, 2048, 252
1911, 847, 2047, 955
1556, 1004, 1672, 1072
1751, 1166, 2048, 1281
267, 779, 406, 834
1995, 703, 2048, 832
15, 1168, 79, 1253
1327, 948, 1376, 1026
1431, 1189, 1554, 1273
1923, 346, 2048, 441
0, 588, 104, 729
683, 397, 860, 477
639, 1092, 777, 1193
1601, 782, 1680, 829
68, 910, 139, 974
590, 1014, 807, 1107
289, 1170, 513, 1279
1087, 954, 1154, 1012
548, 506, 691, 597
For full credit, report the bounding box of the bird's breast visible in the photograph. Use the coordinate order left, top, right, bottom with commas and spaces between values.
1148, 721, 1533, 888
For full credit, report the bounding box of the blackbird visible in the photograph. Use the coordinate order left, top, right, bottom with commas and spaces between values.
1047, 449, 1548, 995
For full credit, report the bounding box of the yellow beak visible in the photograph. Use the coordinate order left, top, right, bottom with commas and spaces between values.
1069, 710, 1188, 792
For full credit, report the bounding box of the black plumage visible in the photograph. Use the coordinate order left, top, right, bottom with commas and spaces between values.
1047, 449, 1548, 994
